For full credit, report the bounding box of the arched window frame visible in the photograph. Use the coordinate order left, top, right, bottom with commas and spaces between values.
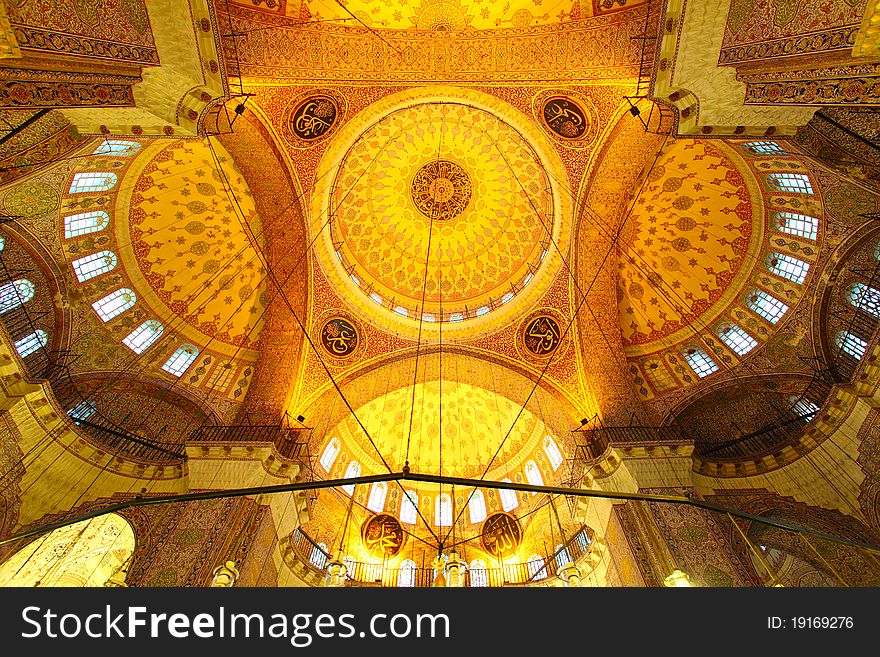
69, 171, 118, 193
342, 461, 360, 495
0, 279, 35, 314
319, 437, 340, 472
717, 323, 758, 356
683, 347, 719, 378
366, 481, 388, 513
91, 140, 140, 157
499, 479, 518, 512
435, 493, 452, 526
768, 253, 810, 285
767, 173, 813, 194
398, 559, 416, 587
14, 329, 47, 358
543, 435, 564, 471
747, 289, 789, 324
847, 283, 880, 318
468, 489, 487, 524
400, 490, 418, 525
122, 320, 164, 354
161, 344, 199, 377
836, 331, 867, 360
774, 212, 818, 241
524, 460, 544, 494
92, 288, 135, 322
743, 141, 787, 156
63, 211, 110, 238
72, 250, 117, 282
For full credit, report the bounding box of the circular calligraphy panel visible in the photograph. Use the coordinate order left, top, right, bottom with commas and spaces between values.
361, 513, 406, 559
481, 513, 522, 558
522, 315, 562, 357
320, 318, 359, 357
541, 97, 588, 141
282, 89, 347, 148
410, 159, 472, 220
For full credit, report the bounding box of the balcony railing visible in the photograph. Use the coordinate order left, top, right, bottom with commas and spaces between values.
190, 425, 309, 462
291, 524, 594, 587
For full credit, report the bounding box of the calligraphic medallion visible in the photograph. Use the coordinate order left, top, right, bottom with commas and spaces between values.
410, 159, 472, 220
481, 513, 522, 559
320, 317, 359, 357
361, 513, 406, 559
282, 89, 347, 148
541, 97, 588, 140
522, 315, 562, 357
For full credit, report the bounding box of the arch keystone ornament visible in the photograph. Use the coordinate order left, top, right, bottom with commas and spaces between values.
481, 512, 523, 558
361, 513, 406, 559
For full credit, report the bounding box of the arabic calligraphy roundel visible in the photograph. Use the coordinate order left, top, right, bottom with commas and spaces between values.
533, 91, 595, 148
361, 513, 406, 559
320, 317, 359, 357
522, 315, 562, 357
282, 89, 347, 148
481, 513, 522, 558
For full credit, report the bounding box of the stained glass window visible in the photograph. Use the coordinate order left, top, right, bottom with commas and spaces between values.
161, 344, 199, 377
543, 435, 564, 471
92, 140, 140, 157
72, 250, 117, 282
847, 283, 880, 318
747, 290, 789, 324
683, 347, 718, 378
500, 478, 518, 512
367, 481, 387, 513
319, 437, 340, 472
718, 324, 758, 356
342, 461, 360, 495
767, 173, 813, 194
400, 490, 418, 525
768, 253, 809, 284
92, 288, 135, 321
69, 172, 117, 193
775, 212, 818, 240
14, 330, 47, 358
468, 489, 486, 524
836, 331, 867, 360
0, 279, 34, 314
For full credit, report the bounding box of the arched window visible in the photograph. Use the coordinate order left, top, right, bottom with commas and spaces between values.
64, 211, 109, 238
69, 171, 117, 193
309, 542, 328, 570
718, 324, 758, 356
122, 320, 164, 354
0, 513, 135, 587
92, 140, 140, 156
162, 344, 199, 377
554, 543, 573, 569
875, 241, 880, 261
14, 330, 47, 358
790, 396, 819, 420
470, 560, 488, 587
367, 481, 388, 513
342, 461, 360, 495
768, 253, 809, 284
400, 490, 418, 525
398, 559, 416, 587
767, 173, 813, 194
524, 460, 544, 493
747, 289, 789, 324
468, 489, 486, 524
743, 141, 787, 156
393, 306, 408, 317
319, 437, 340, 472
435, 493, 452, 526
0, 234, 5, 251
92, 288, 135, 321
72, 250, 117, 282
67, 400, 96, 422
527, 554, 547, 580
499, 479, 518, 512
836, 331, 867, 360
0, 279, 35, 314
847, 283, 880, 318
543, 435, 564, 471
683, 347, 718, 378
775, 212, 818, 240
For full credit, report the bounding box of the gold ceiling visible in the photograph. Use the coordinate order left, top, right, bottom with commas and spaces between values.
329, 101, 552, 323
328, 380, 551, 481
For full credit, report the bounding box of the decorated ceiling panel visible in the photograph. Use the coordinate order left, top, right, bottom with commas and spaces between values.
230, 0, 648, 30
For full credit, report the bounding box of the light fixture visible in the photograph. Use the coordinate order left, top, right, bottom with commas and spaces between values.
663, 569, 692, 587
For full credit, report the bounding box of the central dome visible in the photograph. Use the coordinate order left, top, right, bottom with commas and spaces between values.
327, 101, 554, 327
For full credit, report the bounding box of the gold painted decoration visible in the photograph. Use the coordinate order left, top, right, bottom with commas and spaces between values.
532, 90, 596, 148
410, 159, 472, 220
481, 513, 522, 558
282, 89, 347, 148
361, 513, 406, 558
523, 315, 562, 356
542, 97, 588, 140
320, 317, 359, 357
